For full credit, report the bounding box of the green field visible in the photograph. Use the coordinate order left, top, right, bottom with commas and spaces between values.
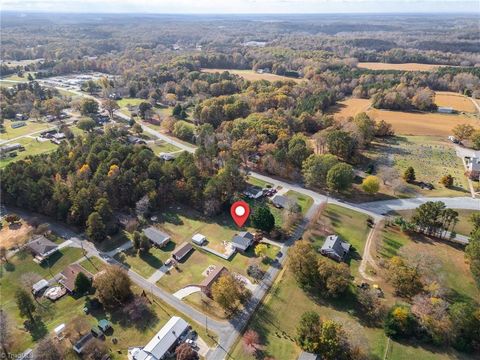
78, 255, 105, 274
246, 176, 273, 189
364, 136, 470, 198
0, 137, 58, 168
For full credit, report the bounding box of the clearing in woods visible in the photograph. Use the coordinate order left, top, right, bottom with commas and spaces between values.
329, 98, 371, 119
201, 68, 304, 83
357, 62, 449, 71
435, 91, 478, 113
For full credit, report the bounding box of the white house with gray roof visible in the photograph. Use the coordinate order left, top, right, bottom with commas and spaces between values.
320, 234, 351, 262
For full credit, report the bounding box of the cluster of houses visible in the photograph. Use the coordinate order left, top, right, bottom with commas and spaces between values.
26, 235, 95, 298
141, 226, 257, 265
243, 185, 296, 210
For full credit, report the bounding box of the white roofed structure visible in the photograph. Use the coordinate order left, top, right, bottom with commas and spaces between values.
128, 316, 189, 360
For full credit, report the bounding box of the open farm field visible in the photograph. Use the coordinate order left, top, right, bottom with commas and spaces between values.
435, 91, 478, 113
367, 108, 479, 136
357, 62, 449, 71
330, 98, 479, 136
201, 68, 304, 83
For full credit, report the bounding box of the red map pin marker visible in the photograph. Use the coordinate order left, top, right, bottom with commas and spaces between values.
230, 201, 250, 227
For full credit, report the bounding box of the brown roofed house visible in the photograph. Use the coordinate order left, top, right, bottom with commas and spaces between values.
59, 264, 93, 293
26, 235, 59, 262
171, 242, 193, 262
200, 266, 228, 297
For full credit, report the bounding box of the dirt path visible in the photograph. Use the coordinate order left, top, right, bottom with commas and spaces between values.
358, 221, 382, 282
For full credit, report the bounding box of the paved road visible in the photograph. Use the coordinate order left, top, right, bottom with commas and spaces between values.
358, 197, 479, 215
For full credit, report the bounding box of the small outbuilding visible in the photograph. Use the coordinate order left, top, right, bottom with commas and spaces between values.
438, 106, 454, 114
143, 227, 171, 247
32, 279, 49, 295
192, 233, 206, 245
171, 242, 194, 262
320, 235, 351, 262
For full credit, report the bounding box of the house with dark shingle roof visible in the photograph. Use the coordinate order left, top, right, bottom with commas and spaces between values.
271, 194, 293, 209
231, 231, 254, 251
320, 234, 351, 262
26, 235, 59, 261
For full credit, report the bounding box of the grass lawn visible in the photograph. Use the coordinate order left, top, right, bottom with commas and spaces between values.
0, 247, 85, 352
148, 139, 181, 154
158, 243, 277, 293
246, 176, 273, 189
285, 190, 313, 215
114, 244, 175, 278
79, 255, 106, 274
0, 137, 57, 169
306, 204, 371, 278
377, 224, 480, 303
2, 120, 50, 140
230, 267, 475, 360
390, 209, 476, 236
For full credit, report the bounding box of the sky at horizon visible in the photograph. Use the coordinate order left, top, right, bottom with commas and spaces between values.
1, 0, 479, 14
